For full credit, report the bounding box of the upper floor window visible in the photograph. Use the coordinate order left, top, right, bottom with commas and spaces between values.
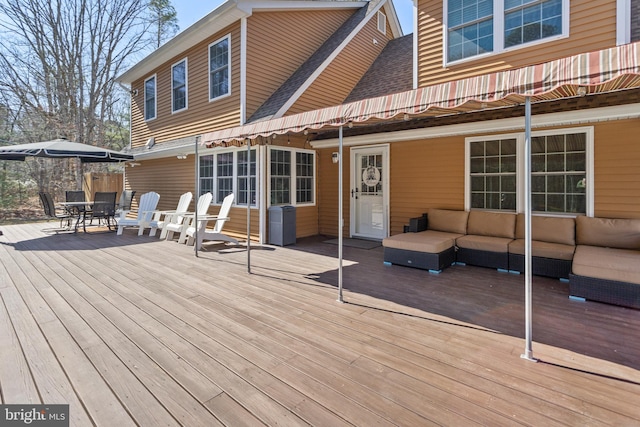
172, 59, 187, 113
144, 75, 156, 121
377, 11, 387, 34
466, 127, 592, 215
446, 0, 568, 63
209, 35, 230, 101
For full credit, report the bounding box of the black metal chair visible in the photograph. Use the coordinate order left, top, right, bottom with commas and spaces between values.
89, 191, 117, 230
39, 192, 72, 228
117, 190, 136, 211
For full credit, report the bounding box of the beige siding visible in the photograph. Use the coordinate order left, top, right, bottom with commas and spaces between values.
417, 0, 618, 86
317, 147, 351, 236
593, 119, 640, 218
130, 23, 242, 149
245, 10, 354, 119
287, 11, 393, 114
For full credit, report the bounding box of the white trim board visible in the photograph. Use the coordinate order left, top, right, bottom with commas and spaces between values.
310, 103, 640, 148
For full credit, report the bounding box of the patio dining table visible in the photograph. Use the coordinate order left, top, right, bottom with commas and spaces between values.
58, 200, 111, 233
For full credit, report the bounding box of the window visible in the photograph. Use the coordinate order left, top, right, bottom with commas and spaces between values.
216, 152, 234, 204
466, 128, 591, 215
269, 148, 316, 206
198, 148, 257, 206
209, 35, 230, 101
172, 59, 187, 112
377, 11, 387, 34
446, 0, 567, 63
237, 150, 256, 206
144, 75, 156, 121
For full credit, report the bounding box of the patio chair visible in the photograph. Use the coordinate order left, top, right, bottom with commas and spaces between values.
39, 192, 72, 228
116, 191, 160, 236
184, 193, 238, 250
164, 192, 213, 243
89, 191, 117, 230
149, 191, 193, 238
116, 190, 136, 217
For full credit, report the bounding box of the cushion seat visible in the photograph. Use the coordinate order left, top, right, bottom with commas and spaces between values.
508, 239, 575, 260
456, 234, 513, 253
572, 245, 640, 285
383, 230, 462, 253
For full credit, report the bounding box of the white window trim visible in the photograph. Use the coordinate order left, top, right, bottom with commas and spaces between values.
616, 0, 631, 45
377, 11, 387, 35
267, 146, 317, 208
198, 146, 258, 207
144, 74, 157, 122
171, 58, 188, 114
443, 0, 570, 67
208, 34, 232, 103
464, 126, 594, 216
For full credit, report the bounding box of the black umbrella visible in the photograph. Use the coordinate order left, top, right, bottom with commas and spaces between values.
0, 138, 133, 162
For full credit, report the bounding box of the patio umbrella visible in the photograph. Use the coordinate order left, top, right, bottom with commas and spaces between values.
0, 138, 134, 162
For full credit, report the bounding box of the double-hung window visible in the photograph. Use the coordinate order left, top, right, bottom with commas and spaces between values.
198, 148, 257, 206
209, 35, 230, 101
467, 127, 592, 215
269, 148, 316, 206
446, 0, 567, 63
172, 59, 187, 113
144, 75, 156, 121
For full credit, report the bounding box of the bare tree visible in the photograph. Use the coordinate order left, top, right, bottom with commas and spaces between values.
0, 0, 157, 192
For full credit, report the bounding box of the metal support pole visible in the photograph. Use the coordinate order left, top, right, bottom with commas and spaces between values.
337, 126, 344, 303
522, 97, 536, 362
247, 139, 251, 274
195, 136, 200, 258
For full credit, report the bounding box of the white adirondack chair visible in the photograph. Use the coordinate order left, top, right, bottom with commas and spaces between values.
185, 193, 238, 250
164, 192, 213, 242
149, 191, 193, 238
116, 191, 160, 236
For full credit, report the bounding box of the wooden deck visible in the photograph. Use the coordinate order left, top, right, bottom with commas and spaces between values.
1, 221, 639, 426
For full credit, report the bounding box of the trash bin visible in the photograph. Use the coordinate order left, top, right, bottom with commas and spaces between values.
269, 205, 296, 246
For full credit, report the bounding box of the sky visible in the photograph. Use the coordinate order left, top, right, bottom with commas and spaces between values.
173, 0, 414, 36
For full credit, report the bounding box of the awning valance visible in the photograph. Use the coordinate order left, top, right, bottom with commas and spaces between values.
201, 41, 640, 147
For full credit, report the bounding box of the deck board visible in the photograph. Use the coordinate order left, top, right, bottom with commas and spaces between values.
0, 222, 639, 426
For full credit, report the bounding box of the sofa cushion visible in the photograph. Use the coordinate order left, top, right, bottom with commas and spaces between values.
383, 230, 462, 254
572, 245, 640, 285
576, 216, 640, 249
515, 214, 575, 246
508, 239, 575, 260
456, 234, 513, 253
466, 211, 516, 239
427, 209, 469, 234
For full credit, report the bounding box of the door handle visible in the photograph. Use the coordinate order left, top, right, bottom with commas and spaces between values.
351, 188, 358, 199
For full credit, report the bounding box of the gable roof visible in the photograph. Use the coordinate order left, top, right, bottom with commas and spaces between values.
344, 33, 413, 103
117, 0, 378, 85
248, 5, 371, 122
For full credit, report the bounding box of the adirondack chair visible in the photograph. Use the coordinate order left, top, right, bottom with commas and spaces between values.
149, 191, 193, 238
184, 193, 238, 250
116, 191, 160, 236
164, 192, 213, 243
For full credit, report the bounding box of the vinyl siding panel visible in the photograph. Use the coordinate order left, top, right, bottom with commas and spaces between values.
245, 10, 354, 119
593, 119, 640, 218
130, 23, 242, 149
417, 0, 618, 86
318, 147, 351, 237
287, 13, 393, 114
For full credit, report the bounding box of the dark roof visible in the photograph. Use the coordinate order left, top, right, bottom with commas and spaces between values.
344, 34, 413, 103
248, 5, 370, 123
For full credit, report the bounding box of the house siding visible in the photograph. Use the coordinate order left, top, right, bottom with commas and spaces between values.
130, 22, 242, 149
315, 118, 640, 238
416, 0, 618, 87
245, 9, 354, 120
286, 9, 394, 114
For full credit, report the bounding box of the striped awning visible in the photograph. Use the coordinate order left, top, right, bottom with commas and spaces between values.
201, 41, 640, 147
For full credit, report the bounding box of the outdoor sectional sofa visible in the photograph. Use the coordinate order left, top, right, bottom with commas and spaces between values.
382, 209, 640, 309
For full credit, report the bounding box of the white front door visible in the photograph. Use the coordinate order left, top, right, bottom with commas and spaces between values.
351, 145, 389, 240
